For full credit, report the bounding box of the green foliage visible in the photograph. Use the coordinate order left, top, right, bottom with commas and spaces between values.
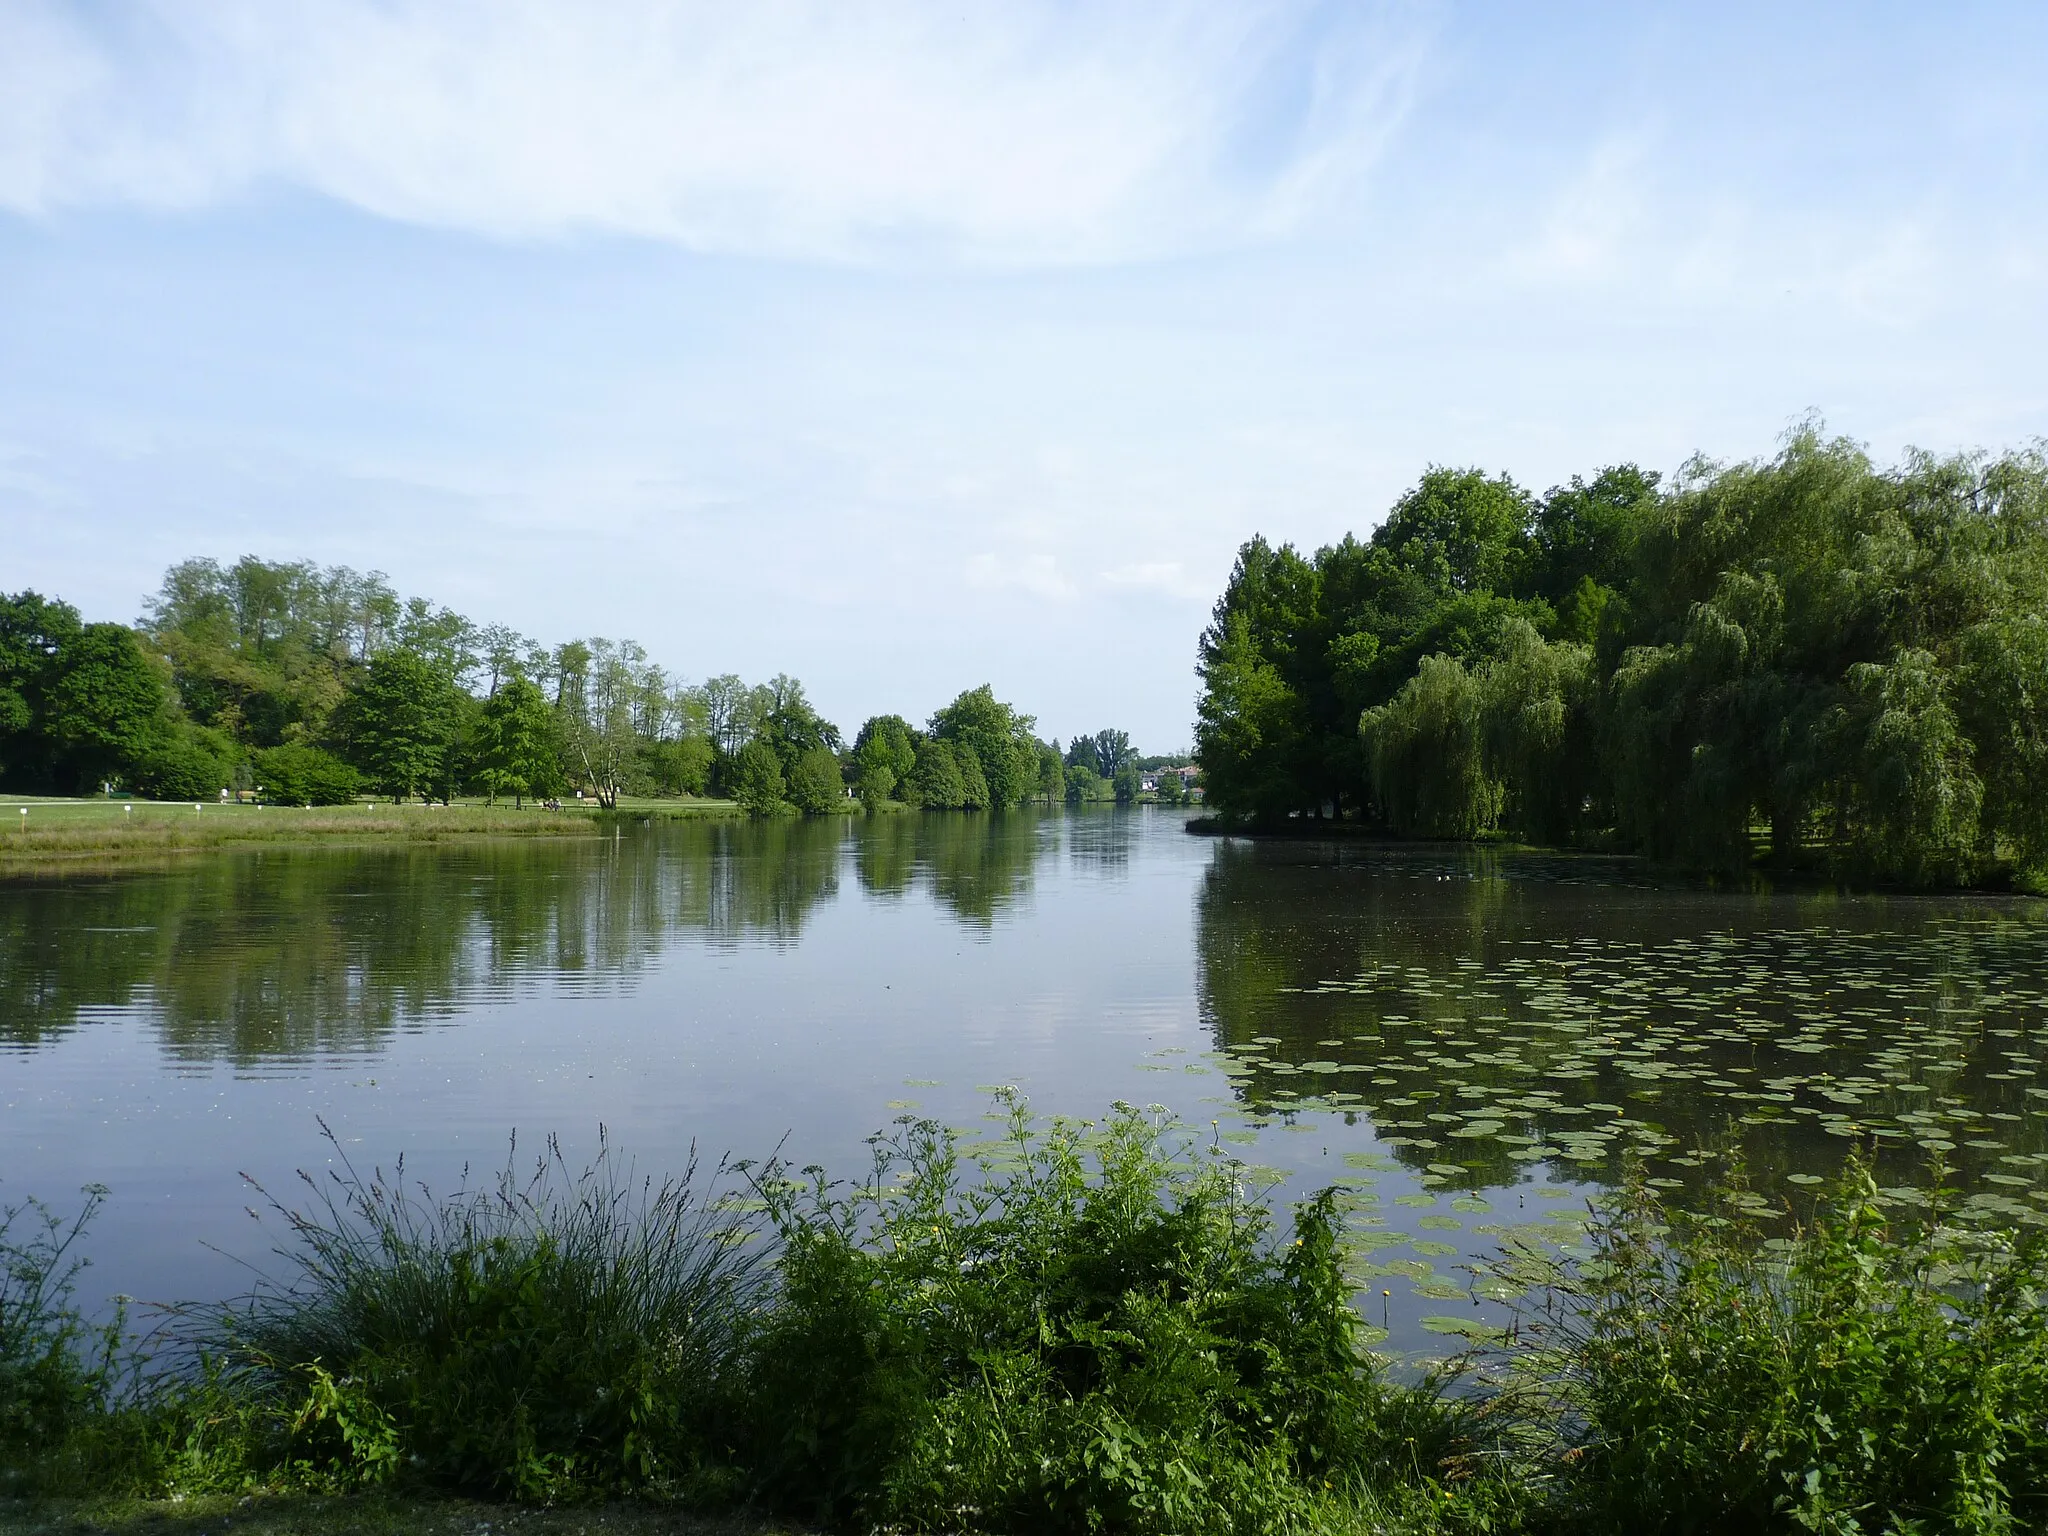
1035, 740, 1065, 803
786, 747, 847, 815
129, 726, 237, 803
1063, 762, 1111, 805
0, 1185, 125, 1487
16, 1120, 2048, 1531
251, 744, 362, 807
203, 1132, 758, 1501
929, 686, 1039, 808
1111, 760, 1142, 804
0, 593, 178, 794
729, 739, 789, 815
904, 737, 968, 810
335, 649, 462, 803
1525, 1155, 2048, 1533
141, 557, 404, 749
1196, 428, 2048, 886
738, 1098, 1420, 1534
472, 675, 560, 805
853, 715, 918, 803
1361, 655, 1499, 839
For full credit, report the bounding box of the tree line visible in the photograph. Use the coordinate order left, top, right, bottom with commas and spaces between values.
1194, 424, 2048, 887
0, 556, 1163, 816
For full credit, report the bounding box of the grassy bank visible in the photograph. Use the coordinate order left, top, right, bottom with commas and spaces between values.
0, 1495, 810, 1536
6, 1101, 2046, 1534
0, 797, 741, 876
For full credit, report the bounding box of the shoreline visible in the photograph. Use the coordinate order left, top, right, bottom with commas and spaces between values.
0, 799, 745, 878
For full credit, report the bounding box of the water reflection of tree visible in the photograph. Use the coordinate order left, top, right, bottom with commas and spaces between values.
1194, 839, 2048, 1199
0, 821, 847, 1062
1065, 806, 1136, 877
913, 811, 1045, 929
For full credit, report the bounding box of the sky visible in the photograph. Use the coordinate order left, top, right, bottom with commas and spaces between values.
3, 2, 2045, 750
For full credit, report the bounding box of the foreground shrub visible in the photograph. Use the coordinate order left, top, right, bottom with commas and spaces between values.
737, 1096, 1464, 1534
201, 1128, 758, 1500
1524, 1156, 2048, 1535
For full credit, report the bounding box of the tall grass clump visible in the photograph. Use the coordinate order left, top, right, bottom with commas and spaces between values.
1519, 1155, 2048, 1535
0, 1184, 126, 1492
200, 1127, 759, 1501
735, 1095, 1486, 1535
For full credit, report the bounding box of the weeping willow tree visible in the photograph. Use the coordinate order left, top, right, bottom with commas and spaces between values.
1197, 424, 2048, 887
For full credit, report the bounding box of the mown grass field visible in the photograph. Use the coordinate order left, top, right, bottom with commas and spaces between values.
0, 796, 743, 876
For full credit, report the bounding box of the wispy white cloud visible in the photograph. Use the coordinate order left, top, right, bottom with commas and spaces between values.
0, 0, 1429, 264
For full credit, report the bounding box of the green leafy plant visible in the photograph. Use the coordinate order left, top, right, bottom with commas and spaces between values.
201, 1125, 759, 1500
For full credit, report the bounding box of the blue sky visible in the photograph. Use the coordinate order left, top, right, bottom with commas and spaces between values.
4, 1, 2045, 750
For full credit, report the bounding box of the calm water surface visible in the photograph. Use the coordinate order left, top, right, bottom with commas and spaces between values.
6, 808, 2047, 1348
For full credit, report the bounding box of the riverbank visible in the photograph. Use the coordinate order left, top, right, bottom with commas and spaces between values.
6, 1100, 2043, 1534
0, 1497, 812, 1536
0, 797, 743, 877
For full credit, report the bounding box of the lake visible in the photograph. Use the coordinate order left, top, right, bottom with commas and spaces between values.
5, 807, 2047, 1350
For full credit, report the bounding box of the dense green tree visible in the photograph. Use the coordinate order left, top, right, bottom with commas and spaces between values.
730, 738, 788, 814
1063, 763, 1109, 804
852, 715, 918, 803
755, 674, 842, 768
905, 737, 968, 809
930, 686, 1037, 807
252, 743, 361, 806
787, 746, 847, 815
1197, 427, 2048, 887
142, 556, 400, 746
337, 648, 461, 803
1035, 740, 1065, 803
473, 675, 559, 806
1111, 760, 1142, 804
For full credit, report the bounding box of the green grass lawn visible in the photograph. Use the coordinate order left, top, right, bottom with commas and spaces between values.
0, 795, 732, 876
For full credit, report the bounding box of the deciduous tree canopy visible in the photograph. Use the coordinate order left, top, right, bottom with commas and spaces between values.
1194, 427, 2048, 887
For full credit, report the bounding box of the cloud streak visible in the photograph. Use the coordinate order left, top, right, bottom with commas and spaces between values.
0, 0, 1429, 264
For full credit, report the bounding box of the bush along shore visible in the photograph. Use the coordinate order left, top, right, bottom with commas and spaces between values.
7, 1098, 2048, 1534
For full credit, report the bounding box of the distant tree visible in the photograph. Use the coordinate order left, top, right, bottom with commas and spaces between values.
1155, 770, 1187, 806
755, 674, 841, 768
1112, 760, 1142, 804
1064, 763, 1109, 804
905, 737, 968, 809
338, 648, 461, 802
1036, 739, 1065, 803
697, 674, 753, 757
558, 638, 645, 808
730, 738, 788, 814
1093, 729, 1135, 776
644, 734, 714, 797
133, 726, 236, 802
853, 715, 917, 804
252, 742, 360, 806
930, 685, 1038, 807
787, 746, 846, 815
473, 673, 558, 806
43, 623, 166, 791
